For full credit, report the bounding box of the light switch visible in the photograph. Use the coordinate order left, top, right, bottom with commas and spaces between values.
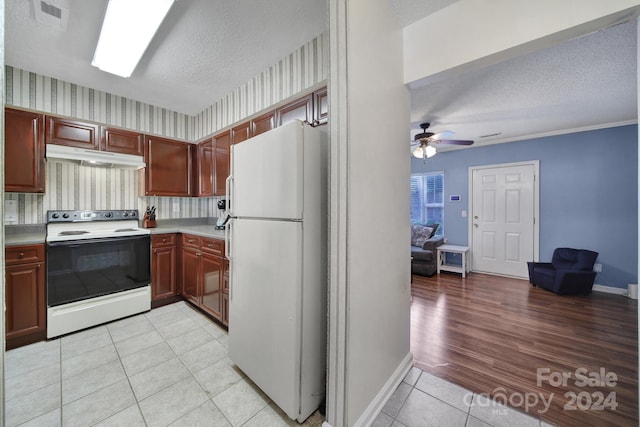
461, 210, 467, 218
5, 200, 18, 223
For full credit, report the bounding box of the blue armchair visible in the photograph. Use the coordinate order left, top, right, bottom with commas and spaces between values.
527, 248, 599, 295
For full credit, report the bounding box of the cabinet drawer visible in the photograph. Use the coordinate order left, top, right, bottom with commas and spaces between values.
152, 234, 177, 247
201, 237, 224, 257
182, 234, 201, 249
6, 245, 45, 265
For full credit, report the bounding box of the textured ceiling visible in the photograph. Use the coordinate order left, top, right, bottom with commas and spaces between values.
5, 0, 328, 115
408, 19, 637, 151
4, 0, 637, 148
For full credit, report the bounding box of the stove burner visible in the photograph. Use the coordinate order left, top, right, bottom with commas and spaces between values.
58, 231, 89, 236
115, 228, 137, 232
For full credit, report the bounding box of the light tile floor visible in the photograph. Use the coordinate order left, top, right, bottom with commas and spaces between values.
5, 301, 324, 427
6, 301, 552, 427
372, 367, 553, 427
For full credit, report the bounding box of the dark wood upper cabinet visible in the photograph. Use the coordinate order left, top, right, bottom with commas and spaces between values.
194, 138, 214, 197
144, 136, 191, 196
101, 127, 144, 156
278, 94, 313, 126
313, 87, 328, 126
231, 121, 252, 145
46, 116, 99, 149
5, 108, 46, 193
253, 112, 276, 137
213, 131, 231, 196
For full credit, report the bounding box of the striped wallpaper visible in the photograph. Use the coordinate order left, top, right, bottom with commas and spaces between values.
5, 67, 192, 141
192, 32, 329, 139
4, 161, 225, 225
4, 32, 328, 224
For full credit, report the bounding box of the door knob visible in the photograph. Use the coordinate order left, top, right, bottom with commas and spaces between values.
474, 223, 479, 227
474, 216, 479, 219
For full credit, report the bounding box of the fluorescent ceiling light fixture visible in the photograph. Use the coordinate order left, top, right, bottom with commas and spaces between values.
92, 0, 175, 78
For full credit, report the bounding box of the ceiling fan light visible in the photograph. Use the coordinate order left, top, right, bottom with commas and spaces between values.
425, 145, 437, 158
412, 146, 425, 158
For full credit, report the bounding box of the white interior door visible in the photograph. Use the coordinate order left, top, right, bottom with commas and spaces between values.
470, 162, 538, 278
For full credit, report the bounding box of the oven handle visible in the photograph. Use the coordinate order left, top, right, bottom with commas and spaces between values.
46, 235, 150, 247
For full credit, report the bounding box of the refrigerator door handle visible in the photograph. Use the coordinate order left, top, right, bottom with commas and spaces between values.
225, 219, 232, 261
226, 175, 233, 217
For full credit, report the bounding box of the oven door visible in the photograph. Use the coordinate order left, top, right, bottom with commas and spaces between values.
46, 235, 150, 307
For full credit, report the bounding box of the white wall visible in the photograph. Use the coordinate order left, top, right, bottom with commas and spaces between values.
327, 0, 411, 425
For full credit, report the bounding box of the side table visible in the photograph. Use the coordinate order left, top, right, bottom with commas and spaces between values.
436, 244, 470, 278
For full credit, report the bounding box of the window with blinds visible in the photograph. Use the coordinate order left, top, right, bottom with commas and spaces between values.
410, 172, 444, 236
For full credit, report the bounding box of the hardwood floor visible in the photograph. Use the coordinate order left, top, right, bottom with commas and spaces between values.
411, 272, 638, 427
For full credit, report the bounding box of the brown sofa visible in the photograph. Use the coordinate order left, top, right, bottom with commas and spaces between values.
410, 224, 444, 276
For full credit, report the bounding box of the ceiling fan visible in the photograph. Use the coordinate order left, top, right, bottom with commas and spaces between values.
410, 122, 474, 160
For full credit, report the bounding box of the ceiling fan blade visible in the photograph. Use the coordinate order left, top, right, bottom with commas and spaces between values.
438, 139, 474, 146
430, 130, 454, 140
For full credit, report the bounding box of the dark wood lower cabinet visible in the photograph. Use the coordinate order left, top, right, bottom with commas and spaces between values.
5, 244, 46, 350
179, 234, 227, 326
151, 234, 179, 307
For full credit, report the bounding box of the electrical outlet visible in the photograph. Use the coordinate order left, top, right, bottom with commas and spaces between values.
593, 263, 602, 273
173, 201, 180, 214
5, 200, 17, 222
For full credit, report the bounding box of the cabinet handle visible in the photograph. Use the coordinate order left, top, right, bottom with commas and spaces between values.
162, 238, 167, 243
153, 249, 157, 254
197, 252, 202, 256
189, 239, 195, 243
19, 252, 24, 258
208, 244, 213, 248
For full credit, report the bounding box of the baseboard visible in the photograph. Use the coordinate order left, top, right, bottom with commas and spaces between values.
353, 352, 414, 427
592, 283, 629, 296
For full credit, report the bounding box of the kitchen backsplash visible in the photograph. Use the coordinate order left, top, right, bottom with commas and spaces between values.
4, 161, 223, 225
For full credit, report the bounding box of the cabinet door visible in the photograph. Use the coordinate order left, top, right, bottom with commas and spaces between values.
195, 139, 214, 197
152, 245, 176, 301
101, 127, 144, 156
46, 116, 99, 149
181, 247, 201, 305
5, 109, 46, 193
231, 121, 251, 144
253, 112, 275, 137
213, 131, 231, 196
5, 262, 46, 340
313, 87, 328, 125
145, 136, 191, 196
200, 253, 223, 320
278, 94, 312, 126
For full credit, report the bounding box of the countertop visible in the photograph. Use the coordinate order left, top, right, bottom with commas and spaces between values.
149, 224, 226, 240
5, 233, 47, 246
4, 219, 225, 247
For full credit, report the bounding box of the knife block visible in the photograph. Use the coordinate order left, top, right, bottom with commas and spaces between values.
143, 218, 157, 228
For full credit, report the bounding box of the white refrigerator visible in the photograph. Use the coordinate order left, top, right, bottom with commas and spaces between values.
226, 120, 327, 422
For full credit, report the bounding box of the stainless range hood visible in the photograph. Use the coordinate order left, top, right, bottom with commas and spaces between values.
46, 144, 146, 169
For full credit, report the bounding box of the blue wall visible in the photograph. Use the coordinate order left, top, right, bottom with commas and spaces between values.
411, 125, 638, 289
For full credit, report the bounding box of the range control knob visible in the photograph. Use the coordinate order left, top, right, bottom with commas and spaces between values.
52, 213, 59, 219
62, 213, 69, 219
123, 212, 129, 217
105, 212, 113, 218
130, 211, 137, 218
